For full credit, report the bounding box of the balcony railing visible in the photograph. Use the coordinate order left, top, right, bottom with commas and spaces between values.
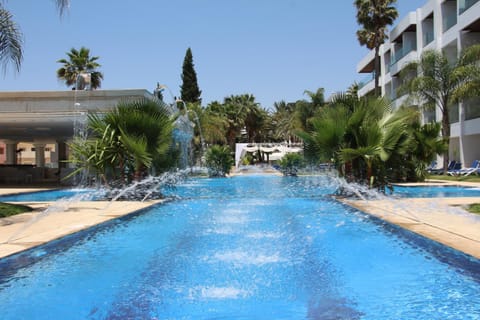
358, 72, 375, 90
423, 31, 434, 47
442, 12, 457, 32
464, 97, 480, 120
423, 109, 436, 123
459, 0, 479, 14
390, 45, 416, 66
450, 103, 459, 123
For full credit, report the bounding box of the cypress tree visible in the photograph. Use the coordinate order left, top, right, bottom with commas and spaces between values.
180, 47, 202, 104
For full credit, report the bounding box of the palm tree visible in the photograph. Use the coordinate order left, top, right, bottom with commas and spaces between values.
404, 121, 446, 181
293, 88, 325, 132
204, 145, 234, 177
212, 94, 261, 149
399, 44, 480, 172
203, 101, 229, 145
68, 98, 175, 183
355, 0, 398, 97
0, 1, 69, 73
339, 100, 414, 186
303, 88, 326, 108
56, 47, 104, 89
298, 95, 416, 188
271, 101, 297, 142
346, 82, 360, 99
52, 0, 70, 15
0, 6, 23, 74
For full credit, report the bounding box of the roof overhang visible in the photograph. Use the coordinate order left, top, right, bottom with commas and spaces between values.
0, 89, 154, 142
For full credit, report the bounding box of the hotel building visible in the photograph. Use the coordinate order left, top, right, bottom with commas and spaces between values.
357, 0, 480, 167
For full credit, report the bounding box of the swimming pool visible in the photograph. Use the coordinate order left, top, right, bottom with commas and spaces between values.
390, 185, 480, 198
0, 188, 97, 202
0, 176, 479, 319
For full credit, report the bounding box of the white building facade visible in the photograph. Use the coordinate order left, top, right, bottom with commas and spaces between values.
357, 0, 480, 168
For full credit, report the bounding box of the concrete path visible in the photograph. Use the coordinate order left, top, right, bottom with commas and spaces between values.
0, 188, 53, 196
0, 200, 159, 259
344, 197, 480, 259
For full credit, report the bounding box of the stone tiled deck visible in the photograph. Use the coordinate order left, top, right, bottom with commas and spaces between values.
343, 197, 480, 259
0, 197, 159, 259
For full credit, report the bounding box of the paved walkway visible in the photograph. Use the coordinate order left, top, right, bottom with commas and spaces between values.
343, 197, 480, 259
342, 179, 480, 259
0, 199, 159, 259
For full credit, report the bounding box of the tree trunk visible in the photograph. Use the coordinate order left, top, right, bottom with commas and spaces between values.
366, 161, 373, 187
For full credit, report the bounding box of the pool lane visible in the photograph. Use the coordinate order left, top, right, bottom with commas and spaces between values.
103, 197, 363, 319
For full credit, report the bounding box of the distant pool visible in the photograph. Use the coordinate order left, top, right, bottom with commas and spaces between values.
390, 185, 480, 198
0, 189, 96, 202
0, 176, 478, 319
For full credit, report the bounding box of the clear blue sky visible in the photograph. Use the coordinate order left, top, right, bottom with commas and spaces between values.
0, 0, 422, 109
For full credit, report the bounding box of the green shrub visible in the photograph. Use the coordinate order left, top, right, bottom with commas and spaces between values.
468, 203, 480, 215
278, 153, 304, 176
205, 145, 234, 177
0, 203, 33, 218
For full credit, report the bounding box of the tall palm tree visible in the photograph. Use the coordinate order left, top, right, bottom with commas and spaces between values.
293, 88, 326, 132
52, 0, 70, 15
0, 1, 69, 73
219, 94, 261, 148
0, 6, 23, 74
203, 101, 229, 145
303, 88, 326, 108
355, 0, 398, 97
399, 44, 480, 172
346, 82, 360, 99
271, 101, 297, 142
56, 47, 104, 89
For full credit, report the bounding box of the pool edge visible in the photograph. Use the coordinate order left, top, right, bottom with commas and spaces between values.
0, 200, 163, 259
340, 197, 480, 259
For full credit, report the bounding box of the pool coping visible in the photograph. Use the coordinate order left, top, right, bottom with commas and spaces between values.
340, 197, 480, 259
0, 200, 162, 259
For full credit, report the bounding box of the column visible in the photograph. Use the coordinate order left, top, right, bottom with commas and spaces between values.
33, 143, 46, 168
4, 140, 18, 165
57, 141, 68, 168
458, 102, 466, 165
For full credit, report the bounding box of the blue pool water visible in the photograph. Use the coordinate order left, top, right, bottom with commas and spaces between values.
0, 176, 479, 319
390, 185, 480, 198
0, 188, 96, 202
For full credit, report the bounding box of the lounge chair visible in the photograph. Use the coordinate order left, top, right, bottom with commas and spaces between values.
446, 162, 463, 176
448, 160, 480, 176
426, 161, 437, 174
430, 160, 457, 175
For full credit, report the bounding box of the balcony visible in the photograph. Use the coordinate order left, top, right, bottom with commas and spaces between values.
423, 109, 436, 123
443, 11, 458, 32
391, 45, 416, 66
464, 97, 480, 120
459, 0, 479, 14
423, 31, 434, 47
450, 103, 460, 123
358, 72, 375, 90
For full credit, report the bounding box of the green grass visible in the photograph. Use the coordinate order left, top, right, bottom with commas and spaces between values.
0, 202, 33, 218
427, 174, 480, 183
467, 203, 480, 215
